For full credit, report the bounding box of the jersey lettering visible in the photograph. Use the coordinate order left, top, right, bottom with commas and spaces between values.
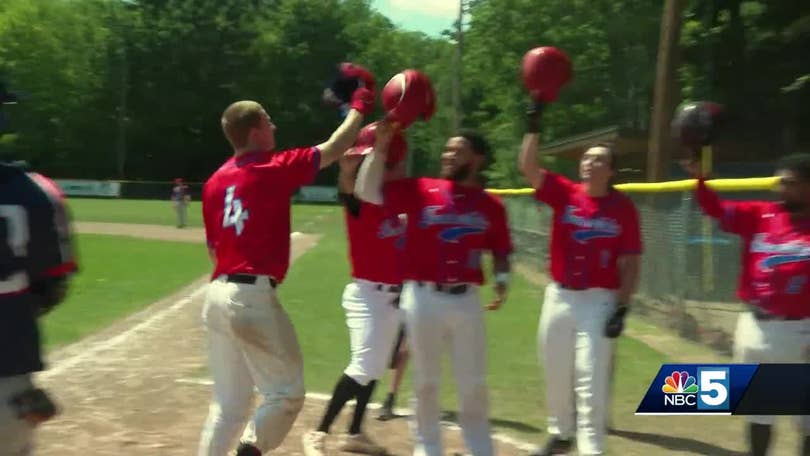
0, 205, 30, 294
222, 185, 249, 235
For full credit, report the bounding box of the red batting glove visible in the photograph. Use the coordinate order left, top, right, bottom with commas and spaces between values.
349, 87, 376, 116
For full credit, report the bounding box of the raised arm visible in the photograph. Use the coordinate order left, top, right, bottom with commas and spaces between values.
518, 102, 546, 189
317, 109, 368, 170
353, 120, 395, 205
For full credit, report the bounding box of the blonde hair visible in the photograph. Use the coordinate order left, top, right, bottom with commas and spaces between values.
221, 100, 266, 148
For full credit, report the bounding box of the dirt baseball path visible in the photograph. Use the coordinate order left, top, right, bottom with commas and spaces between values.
34, 223, 527, 455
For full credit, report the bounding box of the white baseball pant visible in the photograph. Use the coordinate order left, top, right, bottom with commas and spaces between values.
401, 280, 493, 456
175, 202, 187, 227
538, 282, 616, 456
342, 279, 404, 386
733, 311, 810, 427
0, 374, 34, 456
198, 275, 305, 456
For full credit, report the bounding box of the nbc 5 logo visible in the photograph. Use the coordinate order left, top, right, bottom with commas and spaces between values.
661, 367, 730, 410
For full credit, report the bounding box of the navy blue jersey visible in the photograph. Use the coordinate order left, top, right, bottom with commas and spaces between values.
0, 164, 76, 376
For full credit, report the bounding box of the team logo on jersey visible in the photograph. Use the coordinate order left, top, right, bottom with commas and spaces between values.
562, 205, 621, 243
419, 206, 489, 242
750, 233, 810, 270
377, 216, 407, 249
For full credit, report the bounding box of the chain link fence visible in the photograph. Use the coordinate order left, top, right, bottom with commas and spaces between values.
503, 188, 778, 356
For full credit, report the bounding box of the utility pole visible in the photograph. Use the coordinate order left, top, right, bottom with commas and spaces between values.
647, 0, 687, 182
452, 0, 466, 131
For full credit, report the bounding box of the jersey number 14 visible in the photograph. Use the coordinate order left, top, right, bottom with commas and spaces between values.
222, 186, 249, 235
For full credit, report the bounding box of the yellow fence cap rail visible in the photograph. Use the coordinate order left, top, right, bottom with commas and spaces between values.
486, 176, 779, 195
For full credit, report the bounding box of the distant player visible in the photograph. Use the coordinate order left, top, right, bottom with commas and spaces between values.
302, 123, 407, 456
198, 64, 375, 456
685, 153, 810, 456
354, 122, 513, 456
0, 162, 77, 455
171, 178, 191, 228
519, 102, 642, 456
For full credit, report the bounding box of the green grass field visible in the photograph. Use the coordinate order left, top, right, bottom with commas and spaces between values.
66, 197, 336, 230
53, 198, 799, 454
41, 233, 211, 349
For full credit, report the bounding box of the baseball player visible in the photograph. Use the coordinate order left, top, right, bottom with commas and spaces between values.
519, 102, 642, 456
354, 122, 513, 456
198, 64, 375, 456
0, 162, 77, 455
684, 153, 810, 456
302, 124, 408, 456
171, 178, 191, 228
376, 325, 409, 421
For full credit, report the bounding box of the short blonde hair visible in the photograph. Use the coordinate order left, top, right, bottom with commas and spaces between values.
221, 100, 266, 148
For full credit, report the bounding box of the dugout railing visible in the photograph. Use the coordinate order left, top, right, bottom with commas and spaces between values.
491, 177, 780, 356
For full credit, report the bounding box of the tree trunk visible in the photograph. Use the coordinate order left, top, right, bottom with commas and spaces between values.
647, 0, 687, 182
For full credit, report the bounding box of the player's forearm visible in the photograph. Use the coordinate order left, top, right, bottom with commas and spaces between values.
695, 177, 724, 219
519, 133, 544, 189
318, 110, 364, 169
616, 255, 640, 305
493, 254, 511, 289
337, 166, 357, 194
354, 149, 385, 205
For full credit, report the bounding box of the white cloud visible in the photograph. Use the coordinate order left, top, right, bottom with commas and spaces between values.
388, 0, 458, 18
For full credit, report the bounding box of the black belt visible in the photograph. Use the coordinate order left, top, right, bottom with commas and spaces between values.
750, 306, 804, 321
417, 281, 469, 295
559, 283, 588, 291
374, 283, 402, 293
226, 274, 278, 288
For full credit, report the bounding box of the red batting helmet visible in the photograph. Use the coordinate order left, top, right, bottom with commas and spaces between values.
347, 122, 407, 165
381, 70, 436, 129
521, 46, 573, 102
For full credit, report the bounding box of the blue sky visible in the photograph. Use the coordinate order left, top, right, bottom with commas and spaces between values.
370, 0, 458, 37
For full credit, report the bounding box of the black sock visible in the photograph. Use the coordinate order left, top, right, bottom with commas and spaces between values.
802, 434, 810, 456
349, 380, 377, 435
382, 392, 395, 409
748, 423, 772, 456
317, 374, 362, 433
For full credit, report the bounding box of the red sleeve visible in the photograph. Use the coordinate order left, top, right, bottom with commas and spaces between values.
383, 178, 420, 214
696, 178, 761, 236
534, 171, 576, 210
274, 147, 322, 189
619, 199, 642, 255
487, 196, 513, 256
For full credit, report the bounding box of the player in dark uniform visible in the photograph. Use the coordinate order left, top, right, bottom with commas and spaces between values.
0, 162, 78, 455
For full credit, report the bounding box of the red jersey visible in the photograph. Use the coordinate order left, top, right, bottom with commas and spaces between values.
202, 147, 320, 282
382, 177, 512, 285
343, 196, 405, 285
696, 179, 810, 318
534, 172, 642, 289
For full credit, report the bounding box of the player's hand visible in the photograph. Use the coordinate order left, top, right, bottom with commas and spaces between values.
486, 283, 507, 311
604, 304, 628, 338
323, 63, 376, 116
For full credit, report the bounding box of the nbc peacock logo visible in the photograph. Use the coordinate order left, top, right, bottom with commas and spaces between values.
662, 371, 699, 394
662, 371, 699, 406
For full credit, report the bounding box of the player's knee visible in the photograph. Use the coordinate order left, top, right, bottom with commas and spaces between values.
211, 400, 252, 425
458, 381, 488, 416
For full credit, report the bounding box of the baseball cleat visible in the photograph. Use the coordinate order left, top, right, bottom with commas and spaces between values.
235, 442, 262, 456
302, 430, 328, 456
339, 432, 388, 455
530, 436, 572, 455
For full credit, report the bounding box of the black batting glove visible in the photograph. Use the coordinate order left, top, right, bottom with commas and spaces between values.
605, 304, 628, 338
526, 100, 545, 134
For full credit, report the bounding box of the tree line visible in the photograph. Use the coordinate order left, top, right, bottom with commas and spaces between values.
0, 0, 806, 187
